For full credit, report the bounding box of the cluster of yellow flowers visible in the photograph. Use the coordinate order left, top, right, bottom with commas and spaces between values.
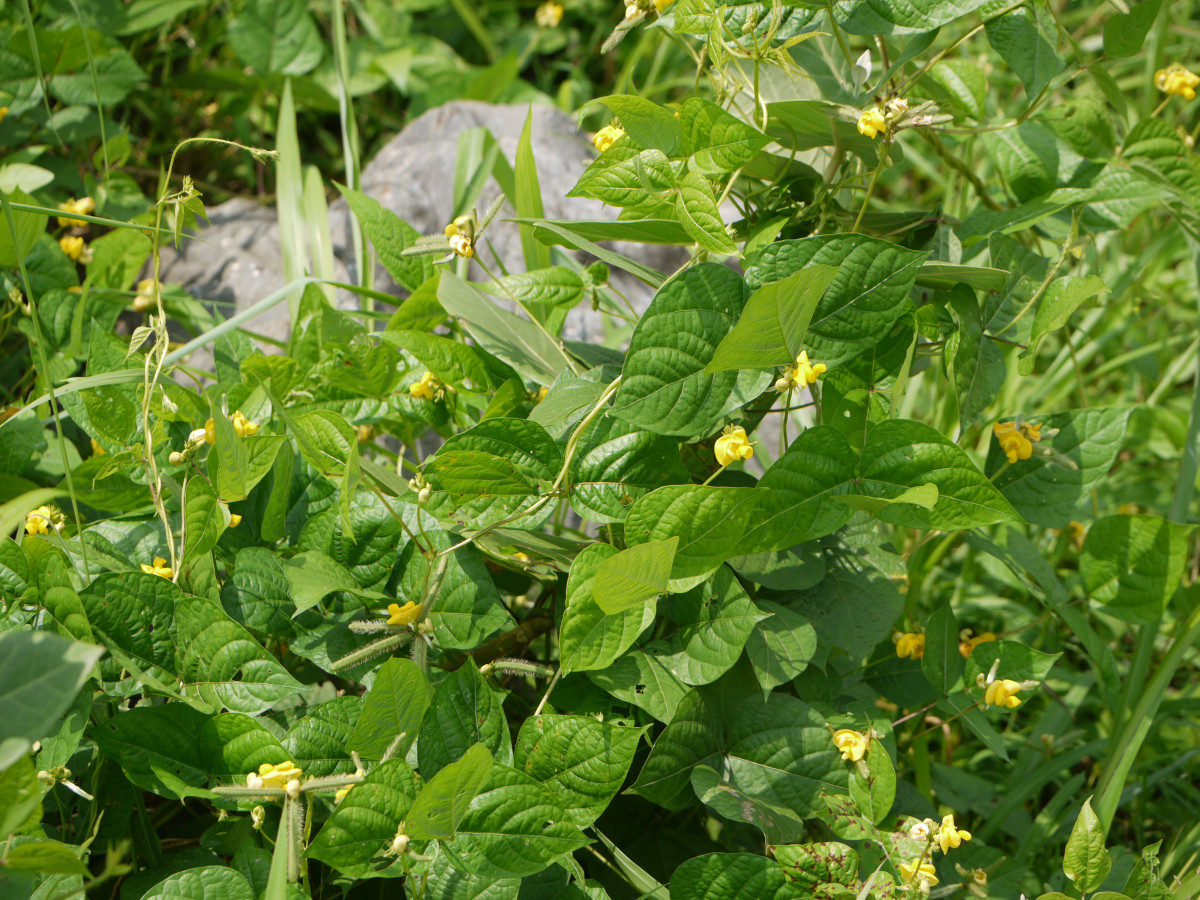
25, 505, 65, 536
59, 235, 92, 264
141, 557, 173, 579
535, 0, 563, 26
857, 98, 910, 141
894, 631, 925, 660
409, 370, 441, 401
832, 728, 868, 762
385, 601, 424, 627
57, 196, 95, 227
202, 411, 259, 444
774, 350, 826, 393
901, 814, 974, 893
993, 420, 1042, 464
444, 216, 476, 258
1156, 63, 1199, 101
592, 124, 625, 153
714, 424, 754, 467
246, 761, 303, 794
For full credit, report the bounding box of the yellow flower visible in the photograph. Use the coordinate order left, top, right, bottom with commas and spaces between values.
592, 124, 625, 153
514, 552, 531, 563
204, 418, 216, 444
409, 370, 438, 401
25, 505, 63, 536
1156, 63, 1199, 101
894, 632, 926, 660
535, 0, 563, 26
934, 813, 972, 853
140, 557, 174, 579
59, 235, 88, 263
356, 424, 376, 443
90, 438, 105, 456
774, 350, 827, 392
386, 601, 424, 627
899, 858, 939, 893
984, 678, 1023, 709
229, 513, 243, 528
653, 0, 673, 10
535, 385, 548, 404
832, 729, 868, 762
958, 630, 996, 658
56, 197, 95, 227
230, 411, 259, 437
0, 107, 8, 124
857, 108, 887, 140
444, 216, 476, 258
248, 761, 303, 790
334, 786, 351, 804
133, 279, 158, 313
714, 424, 754, 467
993, 421, 1033, 464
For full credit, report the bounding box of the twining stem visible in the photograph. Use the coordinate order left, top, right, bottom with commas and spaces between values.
853, 145, 890, 233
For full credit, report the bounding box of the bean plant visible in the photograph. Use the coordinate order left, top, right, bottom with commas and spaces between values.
1, 0, 1199, 899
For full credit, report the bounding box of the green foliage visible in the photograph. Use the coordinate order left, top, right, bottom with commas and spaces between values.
2, 0, 1200, 897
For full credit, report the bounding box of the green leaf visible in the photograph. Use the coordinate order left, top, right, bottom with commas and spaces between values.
773, 842, 861, 891
211, 433, 286, 503
921, 603, 963, 695
1023, 275, 1107, 370
988, 408, 1131, 527
939, 692, 1010, 761
568, 413, 690, 524
349, 658, 433, 761
611, 263, 770, 438
407, 742, 494, 841
834, 483, 939, 514
0, 190, 42, 267
949, 286, 1006, 426
860, 419, 1020, 529
227, 0, 323, 75
963, 640, 1060, 687
744, 236, 928, 368
982, 123, 1060, 202
985, 6, 1063, 101
438, 765, 590, 879
835, 0, 1014, 34
679, 98, 772, 175
81, 573, 304, 715
376, 331, 496, 391
670, 852, 801, 898
569, 146, 677, 216
423, 869, 521, 900
1082, 515, 1194, 624
3, 839, 89, 876
690, 764, 804, 844
306, 759, 420, 878
438, 272, 571, 387
745, 600, 818, 695
785, 558, 906, 663
593, 538, 677, 614
848, 743, 895, 825
89, 703, 286, 800
418, 659, 513, 779
514, 714, 648, 826
181, 478, 227, 567
0, 756, 42, 838
588, 95, 681, 155
648, 567, 768, 685
586, 649, 688, 723
430, 450, 540, 498
630, 688, 724, 809
281, 551, 384, 615
1063, 797, 1112, 893
287, 409, 355, 478
398, 531, 512, 651
1103, 0, 1163, 57
561, 543, 657, 675
0, 631, 103, 771
140, 865, 256, 900
484, 267, 586, 310
514, 108, 552, 272
707, 265, 838, 372
339, 187, 436, 293
676, 169, 737, 255
925, 58, 988, 120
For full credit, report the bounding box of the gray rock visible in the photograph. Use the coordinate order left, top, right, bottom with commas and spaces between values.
158, 100, 687, 358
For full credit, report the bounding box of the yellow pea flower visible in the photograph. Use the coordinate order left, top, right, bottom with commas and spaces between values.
247, 761, 303, 790
0, 107, 8, 124
444, 216, 476, 258
774, 350, 827, 392
230, 411, 259, 437
1156, 63, 1199, 101
140, 557, 174, 579
25, 505, 63, 536
204, 418, 217, 444
229, 513, 243, 528
133, 279, 158, 313
59, 235, 91, 263
984, 678, 1023, 709
958, 630, 996, 658
409, 370, 438, 401
934, 813, 972, 853
592, 124, 625, 153
993, 421, 1033, 464
894, 632, 926, 660
832, 728, 868, 762
386, 601, 424, 627
334, 786, 352, 804
899, 858, 938, 893
535, 1, 563, 26
857, 108, 887, 140
535, 385, 549, 403
714, 424, 754, 466
57, 196, 95, 227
